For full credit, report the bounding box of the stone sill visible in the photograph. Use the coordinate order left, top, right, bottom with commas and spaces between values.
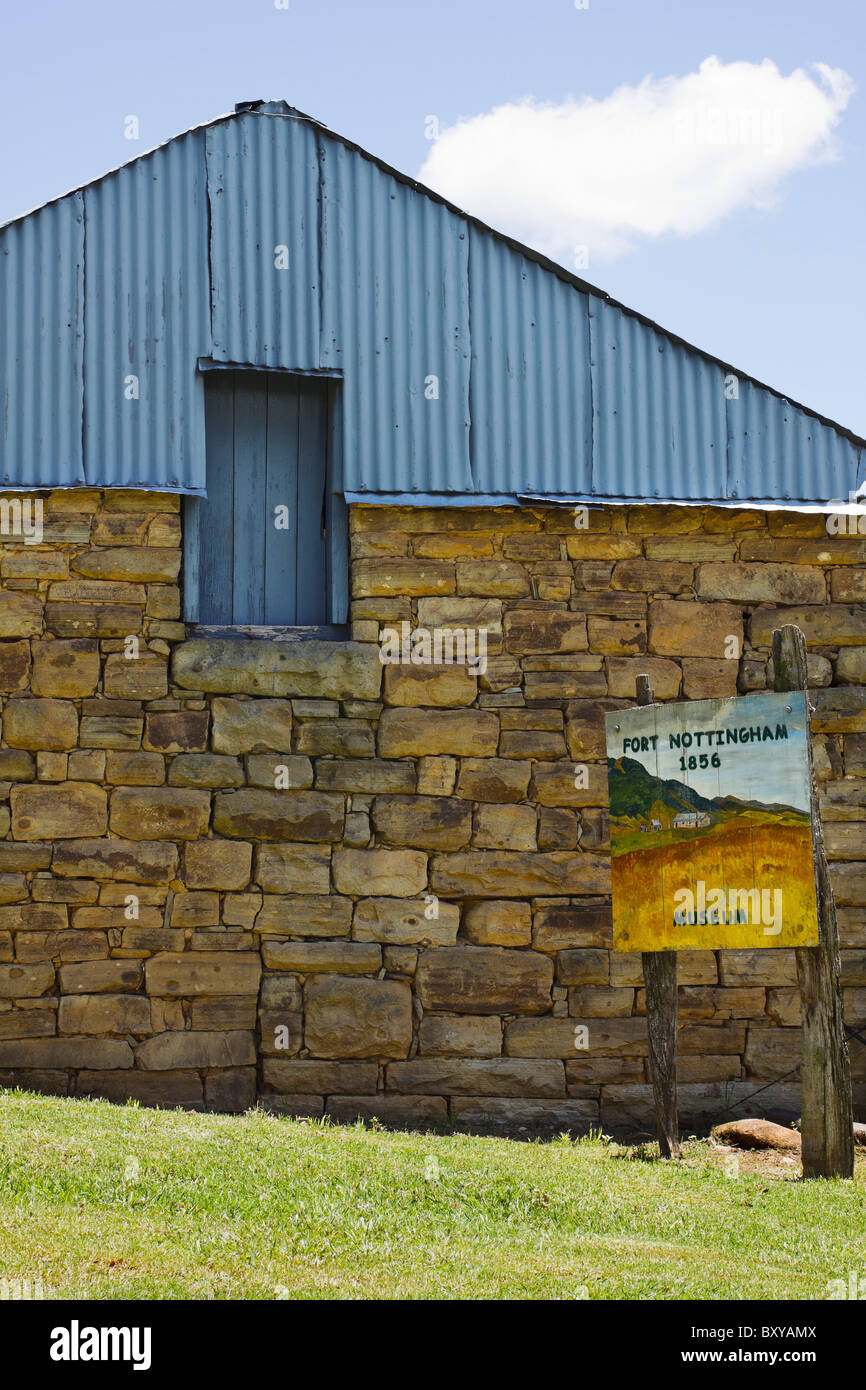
172, 634, 383, 700
188, 624, 350, 642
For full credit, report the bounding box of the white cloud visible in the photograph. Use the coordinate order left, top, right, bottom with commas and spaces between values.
417, 57, 854, 265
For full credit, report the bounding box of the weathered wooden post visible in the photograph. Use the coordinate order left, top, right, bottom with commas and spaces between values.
772, 624, 854, 1179
636, 673, 682, 1160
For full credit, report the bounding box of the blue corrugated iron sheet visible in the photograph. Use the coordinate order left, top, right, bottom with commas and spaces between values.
726, 378, 862, 504
589, 299, 727, 500
469, 231, 592, 496
0, 100, 862, 502
0, 193, 85, 486
318, 136, 472, 493
82, 131, 211, 490
208, 114, 321, 371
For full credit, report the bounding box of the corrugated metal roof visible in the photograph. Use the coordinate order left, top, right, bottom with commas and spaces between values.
0, 98, 862, 502
81, 132, 211, 490
318, 134, 472, 493
0, 193, 85, 486
207, 115, 321, 371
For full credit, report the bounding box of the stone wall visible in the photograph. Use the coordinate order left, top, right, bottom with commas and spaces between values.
0, 490, 864, 1132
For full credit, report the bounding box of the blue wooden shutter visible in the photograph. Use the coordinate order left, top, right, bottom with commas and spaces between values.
198, 371, 330, 624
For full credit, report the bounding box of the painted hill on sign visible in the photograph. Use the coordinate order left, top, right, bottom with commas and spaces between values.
607, 756, 805, 824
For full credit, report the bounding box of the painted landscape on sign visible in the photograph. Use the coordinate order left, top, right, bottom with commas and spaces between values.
604, 691, 819, 952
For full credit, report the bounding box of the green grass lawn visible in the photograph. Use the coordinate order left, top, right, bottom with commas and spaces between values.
1, 1088, 865, 1300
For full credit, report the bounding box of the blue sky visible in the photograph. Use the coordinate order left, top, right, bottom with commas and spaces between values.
2, 0, 863, 434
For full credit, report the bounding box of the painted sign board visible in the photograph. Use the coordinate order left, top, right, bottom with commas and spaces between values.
604, 691, 819, 952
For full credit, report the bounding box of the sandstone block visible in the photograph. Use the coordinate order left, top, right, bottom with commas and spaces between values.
325, 1095, 448, 1126
529, 761, 609, 809
681, 658, 739, 699
538, 806, 579, 850
246, 754, 313, 789
463, 900, 532, 947
145, 952, 260, 996
0, 962, 55, 997
0, 592, 42, 638
378, 707, 498, 757
333, 848, 427, 897
191, 997, 257, 1030
503, 609, 588, 655
455, 560, 530, 597
472, 803, 537, 851
607, 656, 681, 699
648, 600, 742, 657
416, 597, 503, 641
254, 895, 352, 937
180, 840, 250, 893
353, 558, 455, 596
416, 945, 552, 1014
254, 844, 330, 894
430, 849, 609, 897
52, 838, 178, 883
0, 749, 35, 782
172, 638, 383, 700
0, 640, 32, 693
204, 1068, 257, 1113
261, 1059, 379, 1094
556, 948, 609, 985
418, 1014, 502, 1057
314, 759, 415, 794
697, 562, 825, 605
136, 1030, 255, 1070
3, 697, 78, 750
11, 783, 106, 840
450, 1097, 597, 1134
533, 903, 613, 952
0, 1011, 56, 1040
144, 712, 210, 753
295, 719, 375, 758
58, 993, 152, 1035
749, 605, 866, 648
387, 1058, 565, 1097
837, 649, 866, 684
0, 1038, 133, 1069
103, 652, 167, 700
383, 663, 477, 707
110, 787, 210, 841
71, 547, 180, 582
261, 941, 381, 974
416, 756, 458, 796
718, 950, 797, 987
167, 754, 244, 788
58, 960, 143, 993
304, 975, 412, 1059
610, 559, 694, 593
811, 688, 866, 734
506, 1016, 648, 1058
211, 697, 293, 754
352, 897, 459, 946
213, 789, 344, 842
0, 902, 67, 932
455, 758, 530, 803
45, 602, 141, 638
371, 795, 471, 851
78, 715, 142, 750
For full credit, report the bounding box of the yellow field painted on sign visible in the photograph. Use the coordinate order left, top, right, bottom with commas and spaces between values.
611, 811, 818, 951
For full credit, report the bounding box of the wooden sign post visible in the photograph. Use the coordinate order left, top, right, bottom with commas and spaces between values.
772, 624, 854, 1179
636, 674, 681, 1160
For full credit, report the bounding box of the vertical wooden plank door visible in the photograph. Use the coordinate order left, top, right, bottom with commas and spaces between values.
198, 371, 330, 625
